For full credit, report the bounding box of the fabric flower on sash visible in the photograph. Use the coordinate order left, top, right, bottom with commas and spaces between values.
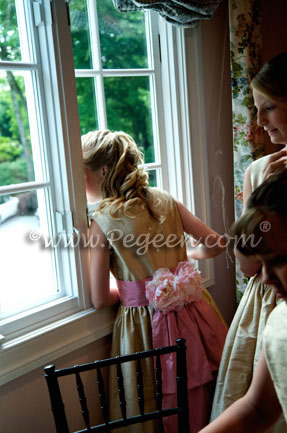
145, 260, 202, 314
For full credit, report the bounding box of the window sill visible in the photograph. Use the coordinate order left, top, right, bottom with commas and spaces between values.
0, 306, 117, 385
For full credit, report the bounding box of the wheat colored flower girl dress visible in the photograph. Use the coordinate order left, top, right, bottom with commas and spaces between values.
90, 187, 227, 433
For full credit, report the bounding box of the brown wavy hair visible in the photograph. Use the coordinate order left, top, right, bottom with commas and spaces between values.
232, 170, 287, 255
251, 52, 287, 99
82, 130, 163, 222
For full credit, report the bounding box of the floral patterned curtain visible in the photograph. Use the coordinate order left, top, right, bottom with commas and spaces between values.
229, 0, 264, 296
113, 0, 223, 26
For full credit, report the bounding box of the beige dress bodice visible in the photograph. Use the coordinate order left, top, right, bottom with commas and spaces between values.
91, 187, 186, 281
250, 153, 270, 189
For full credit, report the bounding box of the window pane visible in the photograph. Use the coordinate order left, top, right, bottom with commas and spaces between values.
105, 76, 155, 163
0, 190, 58, 318
0, 0, 21, 61
70, 0, 93, 69
97, 1, 148, 69
147, 170, 157, 187
75, 77, 98, 134
0, 70, 37, 186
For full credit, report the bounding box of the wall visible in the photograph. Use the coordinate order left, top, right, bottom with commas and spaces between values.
261, 0, 287, 64
1, 335, 112, 433
200, 0, 237, 324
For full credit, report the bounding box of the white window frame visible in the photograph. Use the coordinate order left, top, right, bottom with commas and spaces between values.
0, 0, 86, 333
0, 0, 213, 385
159, 21, 214, 286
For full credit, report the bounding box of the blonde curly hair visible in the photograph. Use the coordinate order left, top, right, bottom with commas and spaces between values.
82, 129, 163, 222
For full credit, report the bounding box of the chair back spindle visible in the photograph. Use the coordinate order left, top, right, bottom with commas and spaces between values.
116, 362, 127, 420
44, 364, 70, 433
155, 354, 163, 412
75, 369, 91, 430
136, 359, 145, 416
96, 366, 109, 425
176, 338, 189, 432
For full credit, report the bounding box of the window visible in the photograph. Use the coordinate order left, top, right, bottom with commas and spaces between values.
70, 0, 166, 189
0, 0, 93, 384
0, 0, 76, 325
0, 2, 56, 316
0, 0, 213, 385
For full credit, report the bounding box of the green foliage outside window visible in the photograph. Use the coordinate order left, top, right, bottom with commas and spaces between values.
0, 0, 33, 187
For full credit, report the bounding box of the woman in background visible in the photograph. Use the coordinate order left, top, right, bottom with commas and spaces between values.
210, 52, 287, 433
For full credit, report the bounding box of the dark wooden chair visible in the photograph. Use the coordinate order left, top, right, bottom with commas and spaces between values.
44, 338, 190, 433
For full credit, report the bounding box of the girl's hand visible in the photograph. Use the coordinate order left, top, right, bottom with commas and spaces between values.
262, 147, 287, 182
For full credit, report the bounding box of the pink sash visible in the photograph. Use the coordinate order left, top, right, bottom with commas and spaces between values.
116, 279, 151, 306
116, 278, 227, 433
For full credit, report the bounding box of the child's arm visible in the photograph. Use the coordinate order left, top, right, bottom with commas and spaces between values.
199, 349, 282, 433
89, 219, 119, 309
175, 200, 226, 260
